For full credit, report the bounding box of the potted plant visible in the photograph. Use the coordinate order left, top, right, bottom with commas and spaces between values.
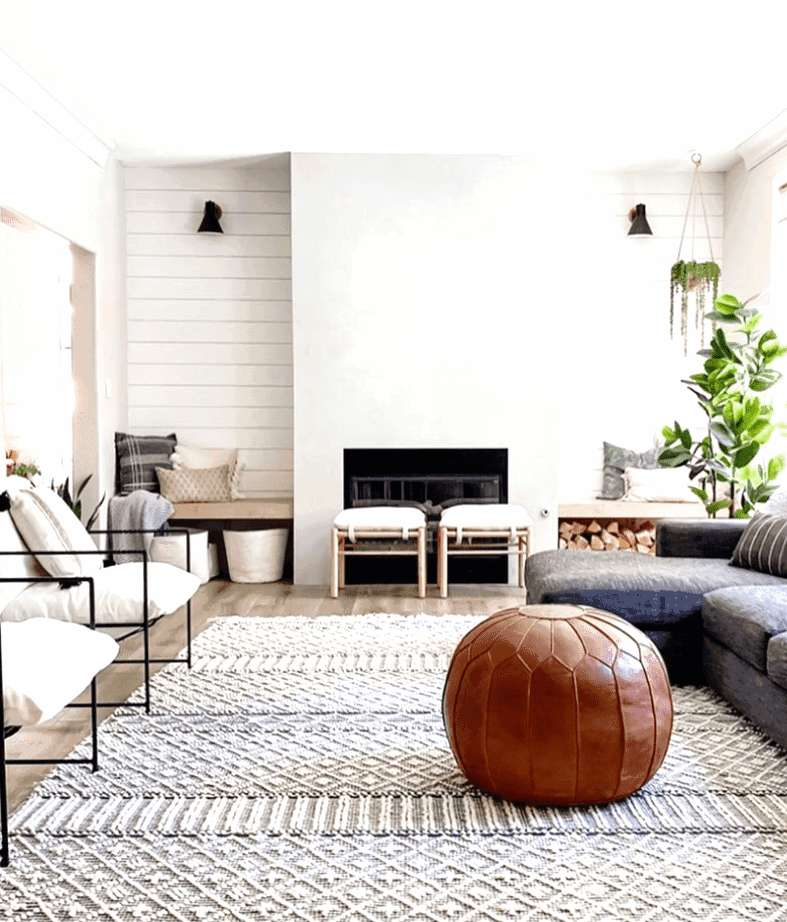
670, 259, 721, 355
659, 292, 787, 517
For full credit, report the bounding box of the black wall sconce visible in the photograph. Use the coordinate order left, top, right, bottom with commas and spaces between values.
198, 200, 224, 234
627, 203, 653, 236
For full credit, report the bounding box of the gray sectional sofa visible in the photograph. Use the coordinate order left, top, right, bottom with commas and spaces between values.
525, 513, 787, 749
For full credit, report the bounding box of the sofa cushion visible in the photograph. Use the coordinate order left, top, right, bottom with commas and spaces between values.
766, 633, 787, 692
1, 561, 200, 639
527, 549, 787, 601
702, 585, 787, 672
6, 485, 103, 578
2, 618, 119, 725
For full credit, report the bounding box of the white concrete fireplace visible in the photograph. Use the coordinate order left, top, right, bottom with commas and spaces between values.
290, 153, 563, 585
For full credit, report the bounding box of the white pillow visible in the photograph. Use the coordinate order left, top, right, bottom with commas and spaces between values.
1, 561, 201, 639
622, 467, 695, 503
7, 486, 102, 577
0, 507, 45, 612
2, 619, 118, 725
171, 445, 241, 498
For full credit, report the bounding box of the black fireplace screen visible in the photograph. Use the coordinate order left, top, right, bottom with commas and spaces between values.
343, 448, 508, 585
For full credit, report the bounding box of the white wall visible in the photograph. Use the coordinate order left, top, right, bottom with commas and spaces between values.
0, 45, 122, 516
291, 154, 570, 584
123, 158, 293, 498
290, 157, 725, 584
555, 170, 724, 498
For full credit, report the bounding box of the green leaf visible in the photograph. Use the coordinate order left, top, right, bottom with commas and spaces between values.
658, 447, 691, 467
768, 455, 787, 481
734, 443, 760, 467
710, 421, 735, 447
690, 486, 709, 502
715, 294, 741, 315
662, 425, 676, 443
679, 427, 692, 449
707, 499, 733, 514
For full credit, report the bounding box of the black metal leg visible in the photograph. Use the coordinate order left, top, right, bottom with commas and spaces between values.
1, 730, 9, 868
90, 676, 99, 773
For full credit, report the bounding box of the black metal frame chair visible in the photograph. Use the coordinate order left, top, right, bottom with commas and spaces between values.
0, 528, 196, 865
0, 572, 100, 867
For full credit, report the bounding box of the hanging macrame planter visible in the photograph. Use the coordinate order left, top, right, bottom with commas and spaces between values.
670, 153, 721, 356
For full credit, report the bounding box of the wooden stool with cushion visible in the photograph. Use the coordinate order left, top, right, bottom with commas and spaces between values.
330, 506, 428, 598
437, 503, 532, 597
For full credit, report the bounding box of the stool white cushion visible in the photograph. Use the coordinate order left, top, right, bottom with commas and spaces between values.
440, 503, 533, 543
2, 619, 119, 726
334, 506, 426, 542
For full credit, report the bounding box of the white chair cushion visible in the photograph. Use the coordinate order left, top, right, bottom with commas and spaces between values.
2, 618, 119, 726
1, 562, 201, 639
334, 506, 426, 542
6, 485, 102, 578
439, 503, 533, 543
0, 507, 44, 612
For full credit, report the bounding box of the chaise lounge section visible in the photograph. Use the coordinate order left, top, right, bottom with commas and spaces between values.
526, 509, 787, 749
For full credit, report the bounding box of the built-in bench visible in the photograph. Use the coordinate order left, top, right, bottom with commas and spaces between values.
558, 501, 706, 553
168, 498, 294, 578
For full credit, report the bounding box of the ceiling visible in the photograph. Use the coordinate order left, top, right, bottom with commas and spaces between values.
2, 0, 785, 171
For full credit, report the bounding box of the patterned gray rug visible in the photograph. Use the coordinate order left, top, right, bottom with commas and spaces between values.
4, 613, 787, 921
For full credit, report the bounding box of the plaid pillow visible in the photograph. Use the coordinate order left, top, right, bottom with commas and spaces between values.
730, 512, 787, 577
115, 432, 177, 494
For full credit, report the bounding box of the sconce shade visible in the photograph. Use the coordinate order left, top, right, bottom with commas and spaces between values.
198, 201, 223, 234
628, 203, 653, 236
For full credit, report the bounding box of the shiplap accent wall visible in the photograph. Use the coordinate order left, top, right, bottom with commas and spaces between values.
123, 158, 293, 498
555, 170, 725, 500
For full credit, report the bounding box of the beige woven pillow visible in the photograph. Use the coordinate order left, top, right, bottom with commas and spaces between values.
155, 465, 232, 504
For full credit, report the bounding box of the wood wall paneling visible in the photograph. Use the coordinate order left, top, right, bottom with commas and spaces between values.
124, 161, 293, 499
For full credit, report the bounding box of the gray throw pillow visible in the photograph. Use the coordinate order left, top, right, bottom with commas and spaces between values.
730, 511, 787, 577
599, 441, 660, 500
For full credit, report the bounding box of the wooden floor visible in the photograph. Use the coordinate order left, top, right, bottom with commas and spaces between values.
4, 579, 527, 812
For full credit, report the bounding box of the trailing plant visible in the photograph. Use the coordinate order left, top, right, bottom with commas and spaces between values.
659, 292, 787, 518
670, 259, 721, 355
52, 474, 106, 530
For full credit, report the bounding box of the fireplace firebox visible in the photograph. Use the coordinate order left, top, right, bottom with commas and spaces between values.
343, 448, 508, 584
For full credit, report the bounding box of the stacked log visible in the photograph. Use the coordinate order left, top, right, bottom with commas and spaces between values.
559, 519, 656, 555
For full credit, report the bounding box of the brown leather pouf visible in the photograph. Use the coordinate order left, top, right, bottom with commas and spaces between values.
442, 604, 673, 805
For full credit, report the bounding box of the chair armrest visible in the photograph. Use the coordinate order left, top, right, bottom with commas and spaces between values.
656, 518, 747, 559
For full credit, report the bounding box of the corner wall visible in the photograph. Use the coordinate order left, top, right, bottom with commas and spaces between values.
0, 45, 123, 516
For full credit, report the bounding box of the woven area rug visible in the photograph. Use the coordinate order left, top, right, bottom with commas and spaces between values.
4, 613, 787, 921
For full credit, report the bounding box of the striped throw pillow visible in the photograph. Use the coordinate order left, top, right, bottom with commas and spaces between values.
730, 512, 787, 576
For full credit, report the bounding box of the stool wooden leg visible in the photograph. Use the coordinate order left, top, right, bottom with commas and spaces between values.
417, 527, 427, 598
330, 527, 340, 598
338, 536, 346, 589
518, 532, 527, 588
438, 527, 449, 598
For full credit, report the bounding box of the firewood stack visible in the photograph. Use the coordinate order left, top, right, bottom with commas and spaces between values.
558, 519, 656, 555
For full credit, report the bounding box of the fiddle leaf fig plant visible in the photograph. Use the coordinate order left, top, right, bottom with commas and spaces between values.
659, 292, 787, 517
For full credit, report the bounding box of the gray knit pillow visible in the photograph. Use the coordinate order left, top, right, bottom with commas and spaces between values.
599, 441, 660, 500
730, 512, 787, 576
